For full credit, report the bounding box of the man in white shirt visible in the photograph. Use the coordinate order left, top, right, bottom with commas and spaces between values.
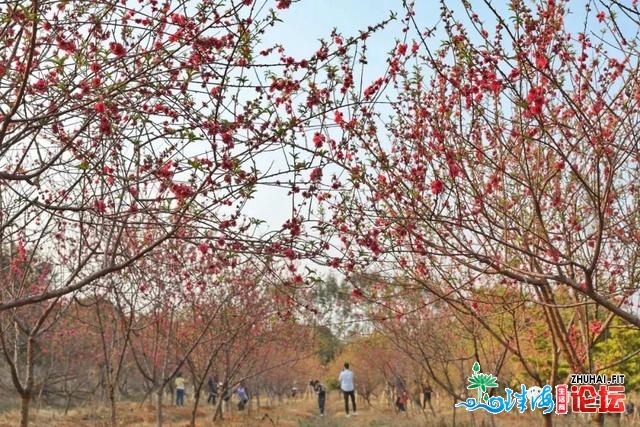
338, 362, 357, 416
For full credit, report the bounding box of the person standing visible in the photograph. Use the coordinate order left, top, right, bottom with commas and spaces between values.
423, 383, 435, 415
175, 372, 186, 407
310, 380, 327, 416
235, 383, 249, 410
395, 388, 408, 413
338, 363, 357, 416
207, 377, 218, 405
423, 384, 432, 409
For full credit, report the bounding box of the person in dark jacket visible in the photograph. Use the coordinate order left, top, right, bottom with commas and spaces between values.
207, 377, 218, 405
310, 380, 327, 416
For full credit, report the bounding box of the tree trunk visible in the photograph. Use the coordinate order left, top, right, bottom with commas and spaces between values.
63, 394, 72, 416
20, 393, 31, 427
611, 414, 621, 427
190, 389, 201, 427
452, 396, 456, 427
108, 383, 117, 427
20, 334, 36, 427
543, 412, 553, 427
590, 413, 605, 426
156, 387, 164, 427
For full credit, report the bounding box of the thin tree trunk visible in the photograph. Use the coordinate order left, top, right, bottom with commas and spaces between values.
20, 334, 37, 427
190, 388, 202, 427
20, 393, 31, 427
108, 383, 117, 427
156, 387, 164, 427
452, 396, 456, 427
611, 414, 621, 427
63, 394, 72, 416
590, 413, 605, 426
157, 307, 174, 427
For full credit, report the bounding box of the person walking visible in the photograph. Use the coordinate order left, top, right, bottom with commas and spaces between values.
175, 372, 186, 407
338, 362, 357, 416
310, 380, 327, 416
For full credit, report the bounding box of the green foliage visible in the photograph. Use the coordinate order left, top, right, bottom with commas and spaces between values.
314, 325, 342, 366
325, 377, 340, 391
311, 275, 356, 337
594, 319, 640, 390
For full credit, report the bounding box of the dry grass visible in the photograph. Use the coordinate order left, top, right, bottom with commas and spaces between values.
0, 394, 637, 426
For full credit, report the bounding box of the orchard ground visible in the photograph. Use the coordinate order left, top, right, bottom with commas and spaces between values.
0, 392, 637, 427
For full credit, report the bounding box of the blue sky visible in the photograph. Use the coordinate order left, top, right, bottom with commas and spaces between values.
246, 0, 414, 232
263, 0, 406, 56
242, 0, 634, 237
244, 0, 504, 233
